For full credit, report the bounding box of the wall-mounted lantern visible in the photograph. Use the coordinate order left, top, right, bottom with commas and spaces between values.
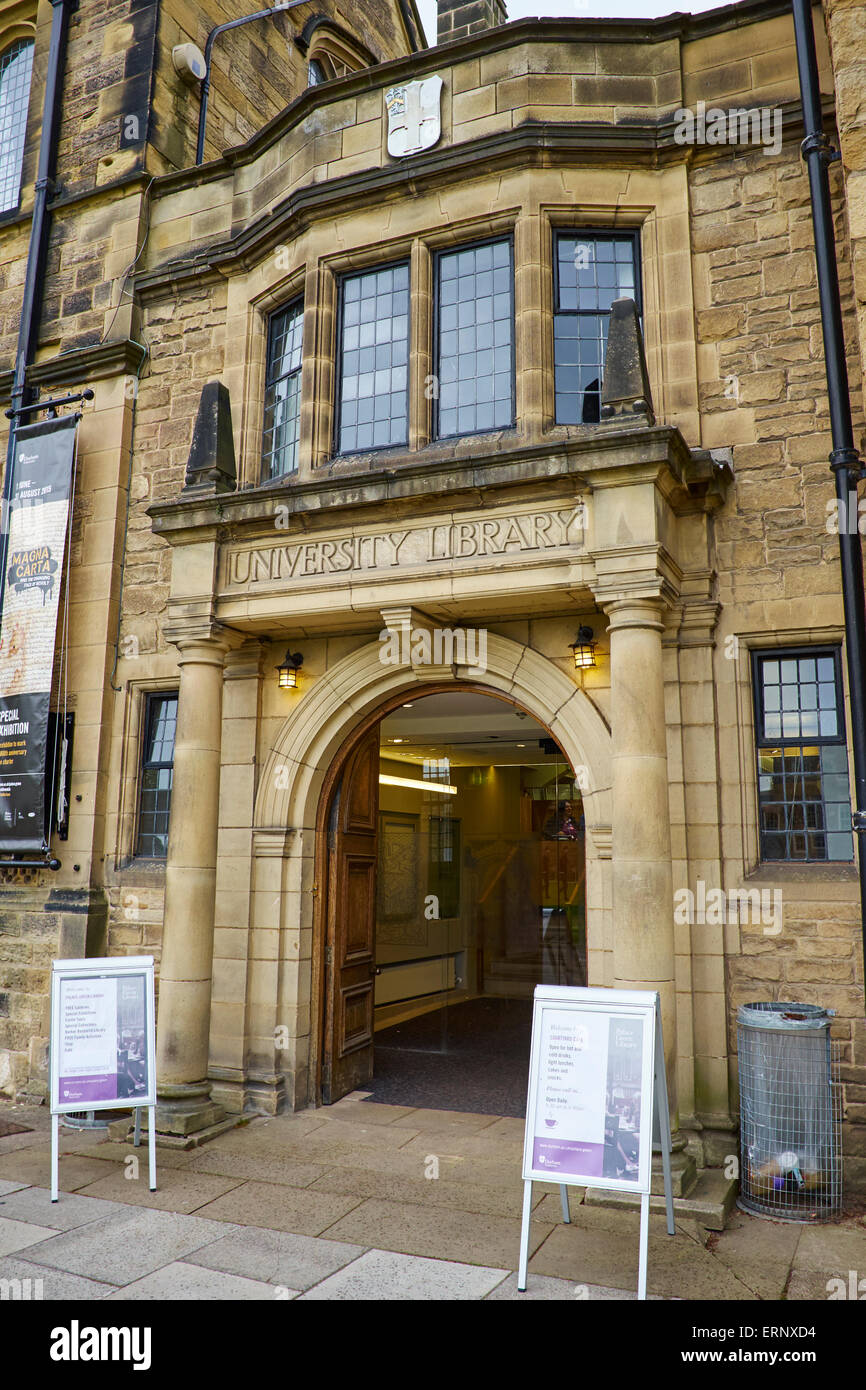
276, 649, 303, 689
569, 626, 597, 671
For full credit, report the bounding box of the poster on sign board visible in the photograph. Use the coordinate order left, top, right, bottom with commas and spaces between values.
50, 957, 155, 1114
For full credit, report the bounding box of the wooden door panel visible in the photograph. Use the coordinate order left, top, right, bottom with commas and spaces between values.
341, 857, 376, 959
322, 728, 379, 1103
340, 983, 374, 1054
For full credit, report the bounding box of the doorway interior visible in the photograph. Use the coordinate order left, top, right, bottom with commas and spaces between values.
321, 690, 586, 1117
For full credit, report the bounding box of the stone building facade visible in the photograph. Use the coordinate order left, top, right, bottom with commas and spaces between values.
1, 0, 866, 1200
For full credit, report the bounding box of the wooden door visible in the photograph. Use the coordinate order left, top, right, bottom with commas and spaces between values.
321, 728, 379, 1104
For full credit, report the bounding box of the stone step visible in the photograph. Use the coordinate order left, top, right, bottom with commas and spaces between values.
584, 1168, 739, 1232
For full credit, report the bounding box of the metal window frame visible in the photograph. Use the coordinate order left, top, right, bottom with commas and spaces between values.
751, 644, 851, 864
0, 37, 35, 218
552, 228, 642, 426
333, 256, 411, 459
432, 233, 516, 443
751, 644, 847, 748
135, 690, 179, 860
262, 294, 304, 480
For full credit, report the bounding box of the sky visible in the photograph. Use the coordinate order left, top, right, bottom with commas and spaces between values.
415, 0, 731, 47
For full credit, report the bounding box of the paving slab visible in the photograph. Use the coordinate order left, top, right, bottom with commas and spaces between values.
74, 1165, 244, 1214
0, 1145, 120, 1192
396, 1130, 524, 1162
326, 1097, 417, 1125
0, 1215, 58, 1257
486, 1272, 652, 1300
62, 1139, 195, 1170
0, 1131, 51, 1155
282, 1118, 423, 1153
791, 1222, 866, 1275
0, 1178, 28, 1196
184, 1148, 329, 1188
0, 1186, 128, 1230
193, 1179, 365, 1236
205, 1115, 330, 1151
185, 1225, 366, 1290
21, 1207, 241, 1285
785, 1269, 840, 1300
479, 1117, 530, 1141
309, 1165, 540, 1219
105, 1260, 280, 1301
299, 1248, 509, 1300
0, 1255, 117, 1300
321, 1196, 552, 1269
389, 1109, 500, 1134
707, 1210, 803, 1300
219, 1135, 453, 1179
528, 1219, 758, 1300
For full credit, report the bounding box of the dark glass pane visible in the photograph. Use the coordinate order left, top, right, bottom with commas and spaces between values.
138, 695, 178, 858
339, 265, 409, 452
554, 234, 639, 426
754, 648, 854, 861
262, 300, 303, 478
436, 240, 513, 438
0, 40, 34, 213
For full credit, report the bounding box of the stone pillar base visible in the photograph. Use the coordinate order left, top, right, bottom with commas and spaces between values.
152, 1079, 242, 1148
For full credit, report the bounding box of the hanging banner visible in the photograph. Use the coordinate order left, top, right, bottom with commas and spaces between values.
0, 413, 77, 853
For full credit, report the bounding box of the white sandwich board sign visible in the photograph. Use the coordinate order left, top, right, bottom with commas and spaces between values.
518, 986, 675, 1299
49, 956, 157, 1200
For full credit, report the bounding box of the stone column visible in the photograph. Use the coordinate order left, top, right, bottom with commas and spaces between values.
155, 626, 234, 1138
606, 596, 678, 1122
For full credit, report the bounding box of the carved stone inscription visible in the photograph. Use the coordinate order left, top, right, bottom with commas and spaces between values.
225, 502, 587, 589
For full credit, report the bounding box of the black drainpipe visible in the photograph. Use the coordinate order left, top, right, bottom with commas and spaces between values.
196, 2, 308, 165
792, 0, 866, 999
196, 1, 422, 164
1, 0, 74, 597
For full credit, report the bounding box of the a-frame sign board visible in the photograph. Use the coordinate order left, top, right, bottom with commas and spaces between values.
49, 956, 157, 1202
518, 986, 675, 1300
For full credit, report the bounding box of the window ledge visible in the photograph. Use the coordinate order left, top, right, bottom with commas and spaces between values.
743, 862, 858, 885
115, 858, 167, 884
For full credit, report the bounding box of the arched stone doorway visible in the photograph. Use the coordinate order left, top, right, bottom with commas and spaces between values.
253, 634, 612, 1111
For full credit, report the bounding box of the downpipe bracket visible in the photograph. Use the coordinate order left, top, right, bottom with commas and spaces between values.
800, 131, 841, 164
853, 811, 866, 835
829, 446, 865, 478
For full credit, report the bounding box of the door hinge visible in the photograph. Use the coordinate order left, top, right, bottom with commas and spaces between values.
325, 945, 333, 966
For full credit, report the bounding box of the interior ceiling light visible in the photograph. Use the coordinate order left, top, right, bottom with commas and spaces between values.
379, 773, 457, 795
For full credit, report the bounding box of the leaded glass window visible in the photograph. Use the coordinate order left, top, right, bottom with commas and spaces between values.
263, 299, 304, 479
137, 694, 178, 859
554, 231, 639, 425
753, 649, 854, 862
0, 39, 34, 214
436, 239, 514, 439
338, 263, 409, 453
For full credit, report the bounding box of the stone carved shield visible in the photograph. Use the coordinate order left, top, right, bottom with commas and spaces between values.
385, 75, 443, 158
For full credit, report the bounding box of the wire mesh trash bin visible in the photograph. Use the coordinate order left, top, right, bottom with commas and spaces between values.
738, 1001, 842, 1221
